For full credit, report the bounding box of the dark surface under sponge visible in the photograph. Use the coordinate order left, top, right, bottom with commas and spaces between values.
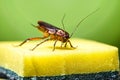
0, 67, 119, 80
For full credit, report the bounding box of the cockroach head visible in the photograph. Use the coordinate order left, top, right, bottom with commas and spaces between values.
63, 32, 70, 42
64, 32, 70, 39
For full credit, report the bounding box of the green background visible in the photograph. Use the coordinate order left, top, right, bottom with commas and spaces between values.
0, 0, 120, 51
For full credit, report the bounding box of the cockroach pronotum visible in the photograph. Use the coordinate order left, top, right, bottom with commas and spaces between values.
19, 9, 99, 51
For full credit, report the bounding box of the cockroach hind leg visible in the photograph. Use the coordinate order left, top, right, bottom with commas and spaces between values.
71, 46, 77, 49
30, 43, 40, 51
12, 44, 20, 47
30, 38, 50, 51
30, 48, 35, 51
12, 40, 28, 48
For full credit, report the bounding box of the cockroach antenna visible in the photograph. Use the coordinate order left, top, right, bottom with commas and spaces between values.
70, 8, 100, 38
61, 14, 66, 30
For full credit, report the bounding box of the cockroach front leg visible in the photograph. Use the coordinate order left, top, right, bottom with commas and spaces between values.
18, 37, 45, 46
64, 40, 75, 48
68, 40, 76, 49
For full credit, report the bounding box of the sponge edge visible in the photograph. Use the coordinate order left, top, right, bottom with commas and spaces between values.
0, 39, 119, 78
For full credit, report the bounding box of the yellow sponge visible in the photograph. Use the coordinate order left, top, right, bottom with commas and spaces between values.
0, 39, 119, 79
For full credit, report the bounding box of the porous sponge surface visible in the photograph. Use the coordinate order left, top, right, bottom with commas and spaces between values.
0, 39, 119, 77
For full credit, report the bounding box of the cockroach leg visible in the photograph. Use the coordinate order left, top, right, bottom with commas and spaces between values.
18, 37, 45, 46
53, 40, 58, 51
31, 38, 50, 51
64, 42, 67, 47
68, 40, 76, 48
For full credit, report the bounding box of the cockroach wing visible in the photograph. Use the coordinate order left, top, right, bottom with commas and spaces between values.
48, 28, 56, 34
38, 21, 61, 30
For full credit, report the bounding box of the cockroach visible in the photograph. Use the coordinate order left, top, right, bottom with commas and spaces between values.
19, 9, 99, 51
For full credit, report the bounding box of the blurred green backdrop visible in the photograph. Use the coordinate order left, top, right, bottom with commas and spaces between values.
0, 0, 120, 50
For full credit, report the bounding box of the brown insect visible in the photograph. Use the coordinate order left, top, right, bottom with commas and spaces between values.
19, 9, 99, 51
